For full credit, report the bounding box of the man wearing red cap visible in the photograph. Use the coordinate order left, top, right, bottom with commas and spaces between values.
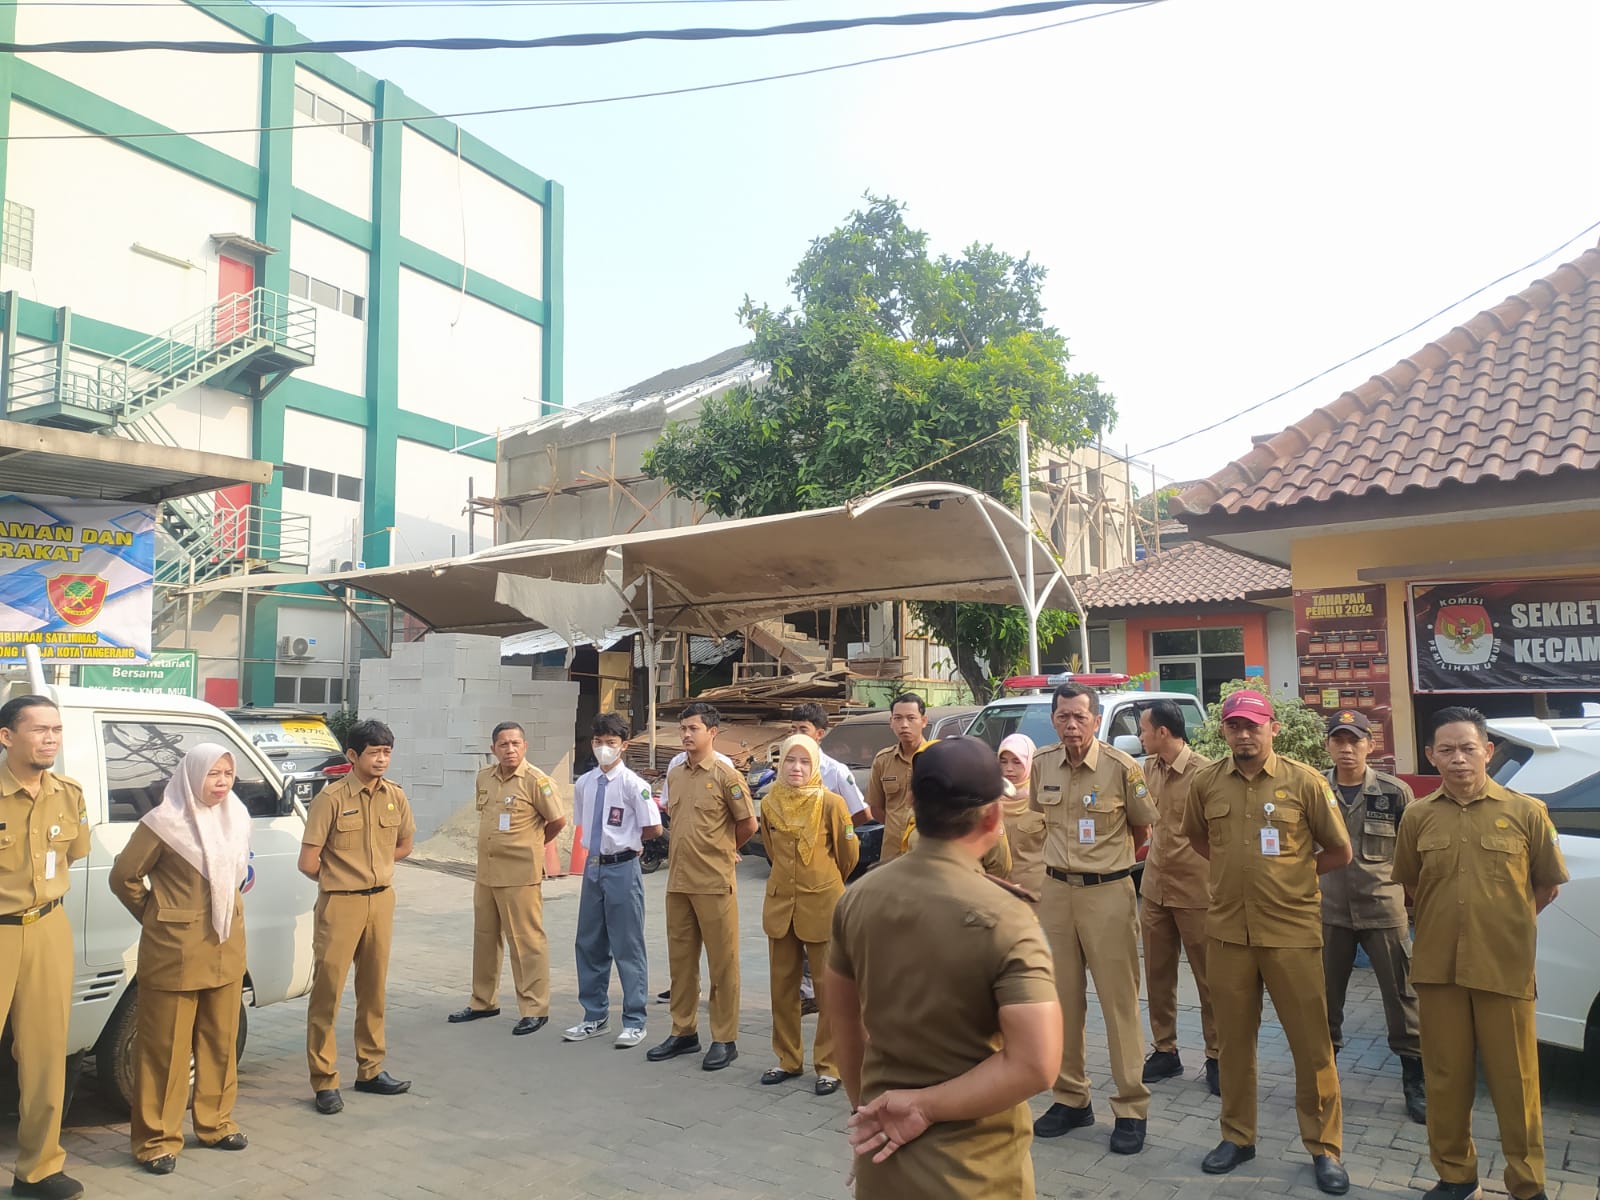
1183, 689, 1354, 1195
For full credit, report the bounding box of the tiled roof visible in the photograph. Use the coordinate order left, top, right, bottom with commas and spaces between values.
1075, 540, 1289, 610
1177, 245, 1600, 518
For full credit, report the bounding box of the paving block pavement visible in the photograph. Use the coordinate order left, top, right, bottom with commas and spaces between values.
7, 860, 1595, 1199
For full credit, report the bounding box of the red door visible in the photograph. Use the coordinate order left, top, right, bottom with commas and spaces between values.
217, 255, 254, 343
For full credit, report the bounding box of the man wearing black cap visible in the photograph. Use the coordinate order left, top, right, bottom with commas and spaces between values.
1320, 708, 1424, 1124
824, 738, 1061, 1200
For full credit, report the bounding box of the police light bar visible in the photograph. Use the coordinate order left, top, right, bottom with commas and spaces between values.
1002, 672, 1132, 691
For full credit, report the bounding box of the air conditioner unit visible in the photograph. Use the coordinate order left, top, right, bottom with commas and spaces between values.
277, 635, 312, 659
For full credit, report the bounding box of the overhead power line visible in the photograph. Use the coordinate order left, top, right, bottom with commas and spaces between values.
0, 0, 1158, 53
2, 1, 1163, 142
1132, 216, 1600, 460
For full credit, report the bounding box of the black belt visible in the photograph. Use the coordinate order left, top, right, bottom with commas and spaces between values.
0, 897, 61, 925
1046, 865, 1134, 887
327, 885, 390, 896
596, 849, 638, 865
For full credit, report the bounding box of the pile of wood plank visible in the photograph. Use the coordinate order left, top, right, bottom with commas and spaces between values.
658, 668, 865, 724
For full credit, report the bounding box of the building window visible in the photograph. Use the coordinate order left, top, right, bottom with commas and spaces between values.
288, 269, 366, 321
307, 468, 334, 497
2, 200, 35, 270
295, 84, 372, 150
1088, 625, 1112, 673
329, 678, 344, 705
335, 474, 362, 502
280, 462, 305, 490
1149, 626, 1247, 706
282, 462, 362, 503
274, 676, 299, 704
299, 677, 328, 704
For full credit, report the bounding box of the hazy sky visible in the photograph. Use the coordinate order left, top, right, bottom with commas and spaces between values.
269, 0, 1600, 485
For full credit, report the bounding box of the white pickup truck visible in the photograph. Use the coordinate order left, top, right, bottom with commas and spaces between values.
0, 673, 318, 1110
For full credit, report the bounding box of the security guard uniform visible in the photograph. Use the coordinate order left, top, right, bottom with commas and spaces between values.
761, 789, 858, 1078
829, 837, 1057, 1198
469, 760, 564, 1018
1030, 739, 1156, 1121
1140, 745, 1217, 1067
1182, 752, 1349, 1158
1320, 765, 1420, 1061
1393, 780, 1568, 1200
110, 823, 246, 1163
866, 742, 921, 865
0, 763, 90, 1186
301, 772, 416, 1091
663, 756, 755, 1043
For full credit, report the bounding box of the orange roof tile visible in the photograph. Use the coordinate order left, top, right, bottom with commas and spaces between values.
1076, 540, 1289, 611
1176, 244, 1600, 519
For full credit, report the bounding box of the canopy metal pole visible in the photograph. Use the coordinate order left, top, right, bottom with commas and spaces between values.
646, 572, 657, 762
1019, 419, 1039, 675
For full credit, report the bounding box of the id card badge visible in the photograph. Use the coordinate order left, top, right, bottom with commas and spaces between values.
1259, 826, 1280, 856
44, 849, 57, 880
498, 812, 512, 833
1077, 818, 1096, 845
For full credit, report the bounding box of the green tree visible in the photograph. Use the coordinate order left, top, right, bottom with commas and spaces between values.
643, 196, 1115, 700
1190, 679, 1332, 770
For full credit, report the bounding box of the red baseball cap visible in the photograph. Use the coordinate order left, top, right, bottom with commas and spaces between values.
1220, 690, 1274, 726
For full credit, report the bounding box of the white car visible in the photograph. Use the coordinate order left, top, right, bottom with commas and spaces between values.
966, 689, 1208, 759
1486, 717, 1600, 1054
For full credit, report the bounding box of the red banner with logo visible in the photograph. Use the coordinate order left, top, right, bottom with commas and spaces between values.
1410, 578, 1600, 692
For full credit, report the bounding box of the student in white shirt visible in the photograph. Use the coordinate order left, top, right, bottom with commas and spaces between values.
562, 714, 663, 1048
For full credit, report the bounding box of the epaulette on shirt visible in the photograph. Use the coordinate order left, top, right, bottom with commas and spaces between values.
983, 873, 1040, 904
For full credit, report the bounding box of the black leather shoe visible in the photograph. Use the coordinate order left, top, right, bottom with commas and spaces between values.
702, 1041, 738, 1071
1401, 1055, 1427, 1125
815, 1075, 842, 1096
10, 1175, 84, 1200
512, 1017, 548, 1036
352, 1071, 411, 1095
646, 1033, 701, 1061
314, 1089, 343, 1115
1313, 1155, 1349, 1195
1142, 1049, 1183, 1082
1205, 1057, 1220, 1097
1421, 1183, 1482, 1200
207, 1133, 247, 1151
1033, 1101, 1094, 1138
447, 1006, 500, 1023
760, 1067, 801, 1085
656, 989, 671, 1001
800, 997, 819, 1016
142, 1157, 176, 1176
1109, 1117, 1146, 1155
1202, 1140, 1256, 1174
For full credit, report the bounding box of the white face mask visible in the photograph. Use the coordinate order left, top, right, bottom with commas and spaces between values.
594, 744, 622, 768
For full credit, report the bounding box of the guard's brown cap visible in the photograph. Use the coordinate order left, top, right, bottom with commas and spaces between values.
1326, 709, 1372, 738
912, 737, 1006, 813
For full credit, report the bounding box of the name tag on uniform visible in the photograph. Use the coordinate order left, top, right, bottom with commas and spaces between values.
1078, 818, 1096, 844
1260, 827, 1280, 856
606, 806, 624, 828
1043, 784, 1061, 792
498, 812, 512, 833
45, 850, 57, 880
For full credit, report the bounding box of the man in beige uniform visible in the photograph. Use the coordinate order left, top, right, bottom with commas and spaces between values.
647, 702, 757, 1072
448, 721, 566, 1035
299, 719, 416, 1115
1395, 706, 1568, 1200
1137, 699, 1219, 1096
0, 696, 89, 1200
865, 693, 928, 865
1030, 682, 1156, 1156
826, 737, 1061, 1200
1183, 689, 1353, 1195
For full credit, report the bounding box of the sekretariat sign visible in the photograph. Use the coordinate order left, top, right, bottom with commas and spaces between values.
1410, 578, 1600, 692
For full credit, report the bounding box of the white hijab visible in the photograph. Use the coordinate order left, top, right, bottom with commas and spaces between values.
141, 742, 252, 942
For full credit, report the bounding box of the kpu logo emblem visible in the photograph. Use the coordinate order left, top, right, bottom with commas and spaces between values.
46, 573, 109, 627
1428, 597, 1500, 672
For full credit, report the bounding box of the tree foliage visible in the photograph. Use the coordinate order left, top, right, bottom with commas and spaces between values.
643, 196, 1116, 700
1189, 679, 1332, 770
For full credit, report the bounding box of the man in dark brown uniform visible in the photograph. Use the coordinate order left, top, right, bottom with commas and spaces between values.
1183, 689, 1353, 1195
826, 737, 1060, 1200
865, 693, 928, 866
0, 696, 90, 1200
1395, 707, 1568, 1200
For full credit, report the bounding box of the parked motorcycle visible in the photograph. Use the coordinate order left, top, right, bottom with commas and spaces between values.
640, 806, 669, 873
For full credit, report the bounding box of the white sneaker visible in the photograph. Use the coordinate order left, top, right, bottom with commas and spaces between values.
562, 1017, 609, 1042
614, 1026, 646, 1049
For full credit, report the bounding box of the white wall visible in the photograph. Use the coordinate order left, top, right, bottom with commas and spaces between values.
143, 386, 253, 458
17, 1, 260, 166
281, 410, 365, 569
288, 220, 368, 395
394, 440, 478, 563
1266, 608, 1298, 700
291, 68, 373, 222
4, 105, 254, 331
396, 268, 543, 428
398, 128, 543, 297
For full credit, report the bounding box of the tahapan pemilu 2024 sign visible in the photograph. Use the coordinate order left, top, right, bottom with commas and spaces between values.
1410, 578, 1600, 693
0, 492, 156, 664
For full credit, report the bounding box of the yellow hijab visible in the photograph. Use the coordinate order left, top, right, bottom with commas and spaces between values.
762, 734, 827, 866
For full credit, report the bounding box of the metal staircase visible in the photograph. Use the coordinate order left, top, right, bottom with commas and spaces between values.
6, 288, 315, 430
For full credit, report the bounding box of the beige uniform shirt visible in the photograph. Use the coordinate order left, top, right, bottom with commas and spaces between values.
1183, 752, 1350, 948
302, 774, 416, 893
110, 822, 247, 992
474, 761, 564, 887
1320, 767, 1412, 930
1030, 739, 1156, 875
664, 756, 754, 895
866, 743, 920, 865
1394, 780, 1569, 1000
830, 837, 1057, 1199
0, 763, 90, 913
1141, 746, 1212, 909
760, 790, 859, 943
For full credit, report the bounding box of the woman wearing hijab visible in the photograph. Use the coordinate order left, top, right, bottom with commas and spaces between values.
109, 743, 252, 1176
999, 733, 1046, 894
759, 734, 859, 1096
900, 741, 1014, 880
